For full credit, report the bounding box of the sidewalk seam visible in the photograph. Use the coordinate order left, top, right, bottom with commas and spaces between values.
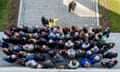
95, 0, 100, 26
17, 0, 23, 26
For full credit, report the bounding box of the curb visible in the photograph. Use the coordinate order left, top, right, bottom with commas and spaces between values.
17, 0, 23, 26
95, 0, 100, 26
0, 32, 4, 40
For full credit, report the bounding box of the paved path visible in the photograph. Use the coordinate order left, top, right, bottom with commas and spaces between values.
18, 0, 98, 27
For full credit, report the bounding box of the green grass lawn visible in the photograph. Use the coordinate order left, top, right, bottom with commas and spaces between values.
99, 0, 120, 32
0, 0, 11, 31
107, 0, 120, 32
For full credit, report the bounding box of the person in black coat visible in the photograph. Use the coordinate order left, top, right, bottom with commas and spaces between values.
47, 39, 57, 48
35, 53, 46, 61
57, 39, 65, 49
42, 60, 55, 68
5, 54, 18, 63
103, 50, 118, 59
41, 16, 49, 27
101, 59, 118, 68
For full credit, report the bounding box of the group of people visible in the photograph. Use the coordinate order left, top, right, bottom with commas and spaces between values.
1, 23, 118, 69
41, 16, 59, 28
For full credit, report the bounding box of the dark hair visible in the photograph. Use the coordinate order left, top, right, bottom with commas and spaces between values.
72, 60, 76, 65
114, 60, 118, 65
98, 34, 102, 39
83, 27, 88, 33
49, 19, 54, 22
71, 26, 77, 32
109, 42, 115, 48
63, 27, 70, 34
41, 16, 46, 20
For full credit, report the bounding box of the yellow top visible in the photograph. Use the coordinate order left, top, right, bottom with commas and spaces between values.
47, 18, 59, 27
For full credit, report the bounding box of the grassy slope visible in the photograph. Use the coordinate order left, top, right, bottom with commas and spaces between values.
107, 0, 120, 32
99, 0, 120, 32
0, 0, 11, 31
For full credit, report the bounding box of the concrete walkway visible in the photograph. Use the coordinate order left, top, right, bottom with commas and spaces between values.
63, 0, 97, 17
18, 0, 98, 27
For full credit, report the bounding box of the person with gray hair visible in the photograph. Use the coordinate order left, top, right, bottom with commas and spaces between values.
103, 50, 118, 59
67, 48, 76, 58
101, 59, 118, 68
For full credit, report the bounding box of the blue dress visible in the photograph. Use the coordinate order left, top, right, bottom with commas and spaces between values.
80, 58, 92, 67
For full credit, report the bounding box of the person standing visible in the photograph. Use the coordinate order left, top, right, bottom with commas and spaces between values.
47, 18, 59, 28
41, 16, 49, 27
68, 0, 76, 12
